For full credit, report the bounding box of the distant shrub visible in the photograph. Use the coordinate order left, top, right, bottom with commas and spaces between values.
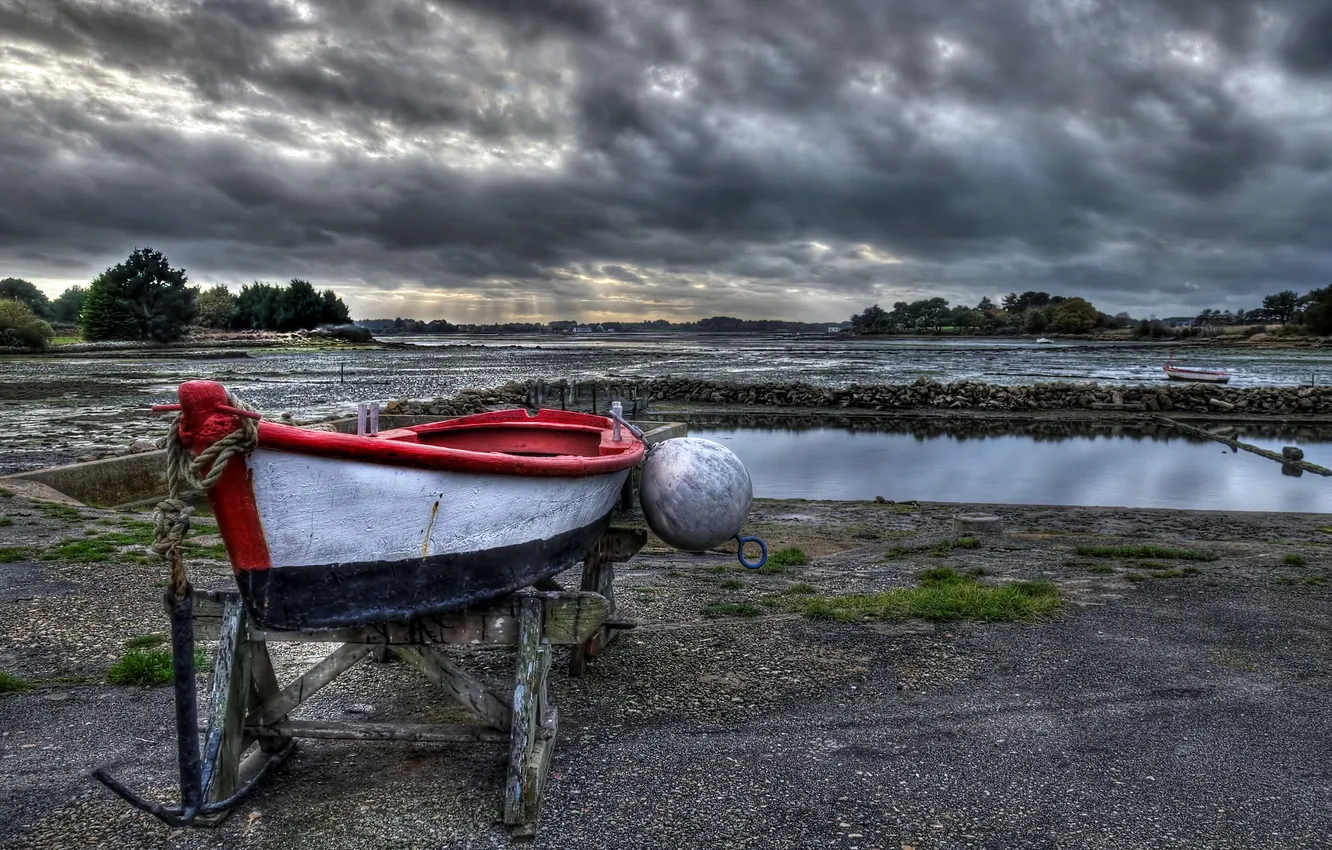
0, 299, 54, 350
1243, 325, 1267, 338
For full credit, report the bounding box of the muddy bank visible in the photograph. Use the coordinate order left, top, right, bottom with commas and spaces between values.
2, 494, 1331, 848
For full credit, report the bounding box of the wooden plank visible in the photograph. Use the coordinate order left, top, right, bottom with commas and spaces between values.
600, 526, 647, 562
247, 719, 508, 744
247, 642, 371, 728
1156, 416, 1332, 476
201, 595, 251, 805
395, 645, 512, 732
505, 596, 555, 834
245, 640, 287, 755
196, 592, 609, 647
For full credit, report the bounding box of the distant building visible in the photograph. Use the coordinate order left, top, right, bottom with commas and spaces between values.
1159, 316, 1196, 328
827, 327, 843, 333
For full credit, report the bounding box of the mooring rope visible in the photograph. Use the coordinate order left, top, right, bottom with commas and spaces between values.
154, 392, 259, 597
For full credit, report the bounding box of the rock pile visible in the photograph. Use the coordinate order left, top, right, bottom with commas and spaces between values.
379, 376, 1332, 418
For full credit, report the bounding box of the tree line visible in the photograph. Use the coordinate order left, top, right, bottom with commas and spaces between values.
850, 292, 1120, 336
850, 287, 1332, 337
0, 248, 351, 349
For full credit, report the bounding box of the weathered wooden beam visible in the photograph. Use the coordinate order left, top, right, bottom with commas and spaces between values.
244, 641, 287, 755
1156, 416, 1332, 476
395, 645, 512, 732
246, 719, 508, 744
504, 596, 556, 836
194, 592, 608, 647
201, 595, 251, 809
601, 526, 648, 562
247, 642, 372, 728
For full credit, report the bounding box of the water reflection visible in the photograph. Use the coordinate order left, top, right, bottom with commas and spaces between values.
685, 421, 1332, 512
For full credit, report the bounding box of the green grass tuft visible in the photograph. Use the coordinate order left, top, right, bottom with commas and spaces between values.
123, 634, 167, 650
796, 567, 1061, 624
784, 582, 817, 595
39, 503, 83, 523
0, 546, 31, 563
1075, 544, 1217, 562
0, 518, 12, 528
705, 564, 729, 574
719, 578, 743, 590
0, 671, 32, 693
106, 648, 210, 687
701, 601, 763, 618
1284, 554, 1307, 567
0, 487, 12, 497
765, 547, 809, 568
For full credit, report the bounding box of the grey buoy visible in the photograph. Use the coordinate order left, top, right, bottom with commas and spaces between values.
953, 513, 1004, 537
639, 437, 766, 567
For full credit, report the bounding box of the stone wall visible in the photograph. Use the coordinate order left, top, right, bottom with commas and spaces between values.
382, 377, 1332, 417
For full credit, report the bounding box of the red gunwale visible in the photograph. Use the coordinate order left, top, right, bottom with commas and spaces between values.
255, 413, 644, 476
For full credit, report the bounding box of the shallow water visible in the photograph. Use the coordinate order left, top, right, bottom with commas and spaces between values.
5, 334, 1332, 475
691, 423, 1332, 512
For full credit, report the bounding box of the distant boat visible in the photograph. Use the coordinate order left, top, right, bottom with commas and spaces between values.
1164, 352, 1230, 383
1035, 337, 1053, 344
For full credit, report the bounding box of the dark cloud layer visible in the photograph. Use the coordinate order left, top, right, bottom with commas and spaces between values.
0, 0, 1328, 321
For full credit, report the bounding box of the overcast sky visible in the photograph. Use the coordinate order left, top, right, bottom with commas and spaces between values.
2, 0, 1330, 323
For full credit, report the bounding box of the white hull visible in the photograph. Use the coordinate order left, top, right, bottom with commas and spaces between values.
247, 449, 629, 568
1164, 367, 1230, 384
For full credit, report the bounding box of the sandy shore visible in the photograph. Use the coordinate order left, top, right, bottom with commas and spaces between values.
2, 493, 1330, 849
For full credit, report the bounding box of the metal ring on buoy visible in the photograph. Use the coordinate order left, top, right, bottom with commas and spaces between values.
736, 535, 767, 570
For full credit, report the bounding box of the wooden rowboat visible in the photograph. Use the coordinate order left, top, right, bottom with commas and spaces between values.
1163, 365, 1230, 383
1163, 352, 1230, 384
176, 381, 645, 630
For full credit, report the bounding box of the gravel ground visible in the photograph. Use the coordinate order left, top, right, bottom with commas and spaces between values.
2, 495, 1330, 849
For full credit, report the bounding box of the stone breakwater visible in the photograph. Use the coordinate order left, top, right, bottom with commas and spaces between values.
379, 377, 1332, 417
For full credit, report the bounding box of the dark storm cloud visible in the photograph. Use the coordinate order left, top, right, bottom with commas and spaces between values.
0, 0, 1328, 320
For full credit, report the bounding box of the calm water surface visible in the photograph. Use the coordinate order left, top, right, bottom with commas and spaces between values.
692, 425, 1332, 512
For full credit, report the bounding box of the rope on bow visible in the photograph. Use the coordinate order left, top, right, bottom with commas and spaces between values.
154, 392, 259, 599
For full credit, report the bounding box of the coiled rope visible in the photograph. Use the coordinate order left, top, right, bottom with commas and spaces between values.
154, 392, 259, 598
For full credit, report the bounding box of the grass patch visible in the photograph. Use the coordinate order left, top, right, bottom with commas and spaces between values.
106, 648, 210, 687
0, 487, 12, 497
1088, 564, 1115, 574
701, 601, 763, 619
796, 567, 1061, 624
0, 546, 31, 563
784, 582, 817, 595
1319, 526, 1332, 534
0, 671, 32, 694
719, 578, 744, 590
930, 536, 980, 557
44, 524, 225, 564
0, 517, 12, 528
39, 503, 83, 523
886, 537, 981, 561
1284, 554, 1307, 566
705, 564, 729, 574
123, 634, 167, 650
765, 547, 809, 568
1075, 544, 1217, 562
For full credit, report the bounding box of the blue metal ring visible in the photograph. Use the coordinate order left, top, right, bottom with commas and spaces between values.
736, 535, 767, 570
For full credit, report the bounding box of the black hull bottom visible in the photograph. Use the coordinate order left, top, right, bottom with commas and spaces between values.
235, 515, 611, 630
